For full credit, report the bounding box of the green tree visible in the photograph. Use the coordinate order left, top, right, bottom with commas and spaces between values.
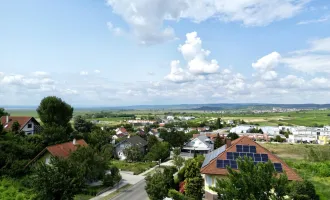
88, 130, 114, 152
147, 135, 159, 150
0, 108, 8, 117
123, 146, 143, 162
37, 96, 74, 127
11, 121, 21, 133
227, 132, 239, 140
41, 125, 69, 145
185, 176, 204, 200
211, 157, 289, 200
214, 133, 224, 149
160, 130, 188, 147
215, 118, 222, 129
289, 180, 318, 200
145, 142, 170, 162
33, 157, 85, 200
69, 146, 109, 182
173, 152, 185, 171
74, 115, 94, 133
145, 171, 169, 200
103, 165, 122, 187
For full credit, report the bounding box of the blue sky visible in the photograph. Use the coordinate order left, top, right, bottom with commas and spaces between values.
1, 0, 330, 106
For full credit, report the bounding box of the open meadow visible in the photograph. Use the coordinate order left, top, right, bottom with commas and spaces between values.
260, 143, 330, 200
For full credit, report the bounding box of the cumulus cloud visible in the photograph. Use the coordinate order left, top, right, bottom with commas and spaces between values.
80, 71, 88, 76
0, 73, 55, 90
252, 52, 281, 81
164, 60, 194, 83
179, 32, 219, 74
106, 0, 308, 44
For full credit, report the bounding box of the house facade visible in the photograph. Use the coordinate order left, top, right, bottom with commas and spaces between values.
200, 136, 301, 200
0, 116, 41, 135
26, 139, 88, 167
115, 135, 147, 160
182, 135, 214, 155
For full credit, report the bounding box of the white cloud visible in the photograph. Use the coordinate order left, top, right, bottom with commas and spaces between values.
297, 15, 330, 25
80, 71, 89, 76
32, 71, 49, 77
279, 75, 305, 88
164, 60, 194, 83
107, 21, 124, 36
107, 0, 308, 44
180, 32, 219, 75
94, 70, 101, 73
252, 52, 281, 81
147, 72, 155, 76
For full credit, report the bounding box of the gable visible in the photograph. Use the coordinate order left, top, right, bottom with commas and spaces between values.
186, 138, 208, 148
200, 136, 301, 181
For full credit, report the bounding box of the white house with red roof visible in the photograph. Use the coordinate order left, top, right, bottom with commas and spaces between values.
26, 139, 88, 166
0, 116, 41, 135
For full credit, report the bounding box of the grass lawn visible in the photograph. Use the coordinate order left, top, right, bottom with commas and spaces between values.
112, 160, 157, 175
260, 143, 330, 200
100, 184, 132, 200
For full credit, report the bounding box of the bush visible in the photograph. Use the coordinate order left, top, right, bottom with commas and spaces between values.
289, 180, 319, 200
168, 189, 185, 200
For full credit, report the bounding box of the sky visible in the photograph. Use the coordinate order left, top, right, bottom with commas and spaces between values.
0, 0, 330, 106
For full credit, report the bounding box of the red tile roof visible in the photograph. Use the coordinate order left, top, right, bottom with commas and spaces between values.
200, 136, 301, 181
0, 116, 38, 130
46, 139, 88, 158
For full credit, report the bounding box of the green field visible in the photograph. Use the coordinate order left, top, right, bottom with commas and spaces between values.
5, 108, 330, 127
260, 143, 330, 199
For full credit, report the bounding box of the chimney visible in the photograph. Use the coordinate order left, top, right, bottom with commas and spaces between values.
6, 116, 9, 124
73, 138, 76, 145
226, 139, 231, 148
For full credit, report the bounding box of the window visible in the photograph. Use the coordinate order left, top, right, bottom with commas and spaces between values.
27, 123, 32, 128
206, 175, 212, 186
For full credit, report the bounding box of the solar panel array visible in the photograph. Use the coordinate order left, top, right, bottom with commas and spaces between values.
226, 152, 269, 162
236, 145, 256, 153
215, 145, 283, 172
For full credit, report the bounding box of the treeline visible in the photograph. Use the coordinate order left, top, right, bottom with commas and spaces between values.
82, 111, 135, 119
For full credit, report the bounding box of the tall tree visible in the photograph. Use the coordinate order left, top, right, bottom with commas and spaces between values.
173, 147, 184, 170
147, 135, 159, 150
160, 130, 187, 147
227, 132, 239, 140
11, 121, 20, 134
145, 142, 170, 162
214, 133, 224, 149
215, 118, 222, 129
0, 108, 8, 117
145, 171, 169, 200
211, 157, 289, 200
73, 115, 94, 133
33, 157, 85, 200
37, 96, 73, 127
185, 176, 204, 200
123, 146, 143, 162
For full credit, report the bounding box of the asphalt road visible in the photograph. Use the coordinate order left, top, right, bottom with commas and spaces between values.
110, 180, 148, 200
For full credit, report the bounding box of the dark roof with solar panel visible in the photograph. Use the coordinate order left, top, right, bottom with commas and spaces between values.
200, 136, 301, 181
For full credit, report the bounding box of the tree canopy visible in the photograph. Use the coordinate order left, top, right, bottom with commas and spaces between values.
37, 96, 73, 127
227, 132, 239, 140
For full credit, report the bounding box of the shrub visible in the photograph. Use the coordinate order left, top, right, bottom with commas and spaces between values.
289, 180, 319, 200
168, 189, 185, 200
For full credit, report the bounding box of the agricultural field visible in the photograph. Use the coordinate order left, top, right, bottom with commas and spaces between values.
5, 108, 330, 127
260, 143, 330, 199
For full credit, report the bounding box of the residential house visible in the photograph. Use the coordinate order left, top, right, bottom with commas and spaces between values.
26, 139, 88, 166
115, 135, 148, 160
148, 129, 160, 137
200, 136, 301, 200
115, 127, 128, 136
259, 126, 280, 135
230, 125, 256, 134
182, 135, 214, 155
166, 116, 175, 121
0, 116, 41, 135
127, 120, 155, 126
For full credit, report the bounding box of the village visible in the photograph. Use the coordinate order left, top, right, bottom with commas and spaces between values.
0, 98, 328, 200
